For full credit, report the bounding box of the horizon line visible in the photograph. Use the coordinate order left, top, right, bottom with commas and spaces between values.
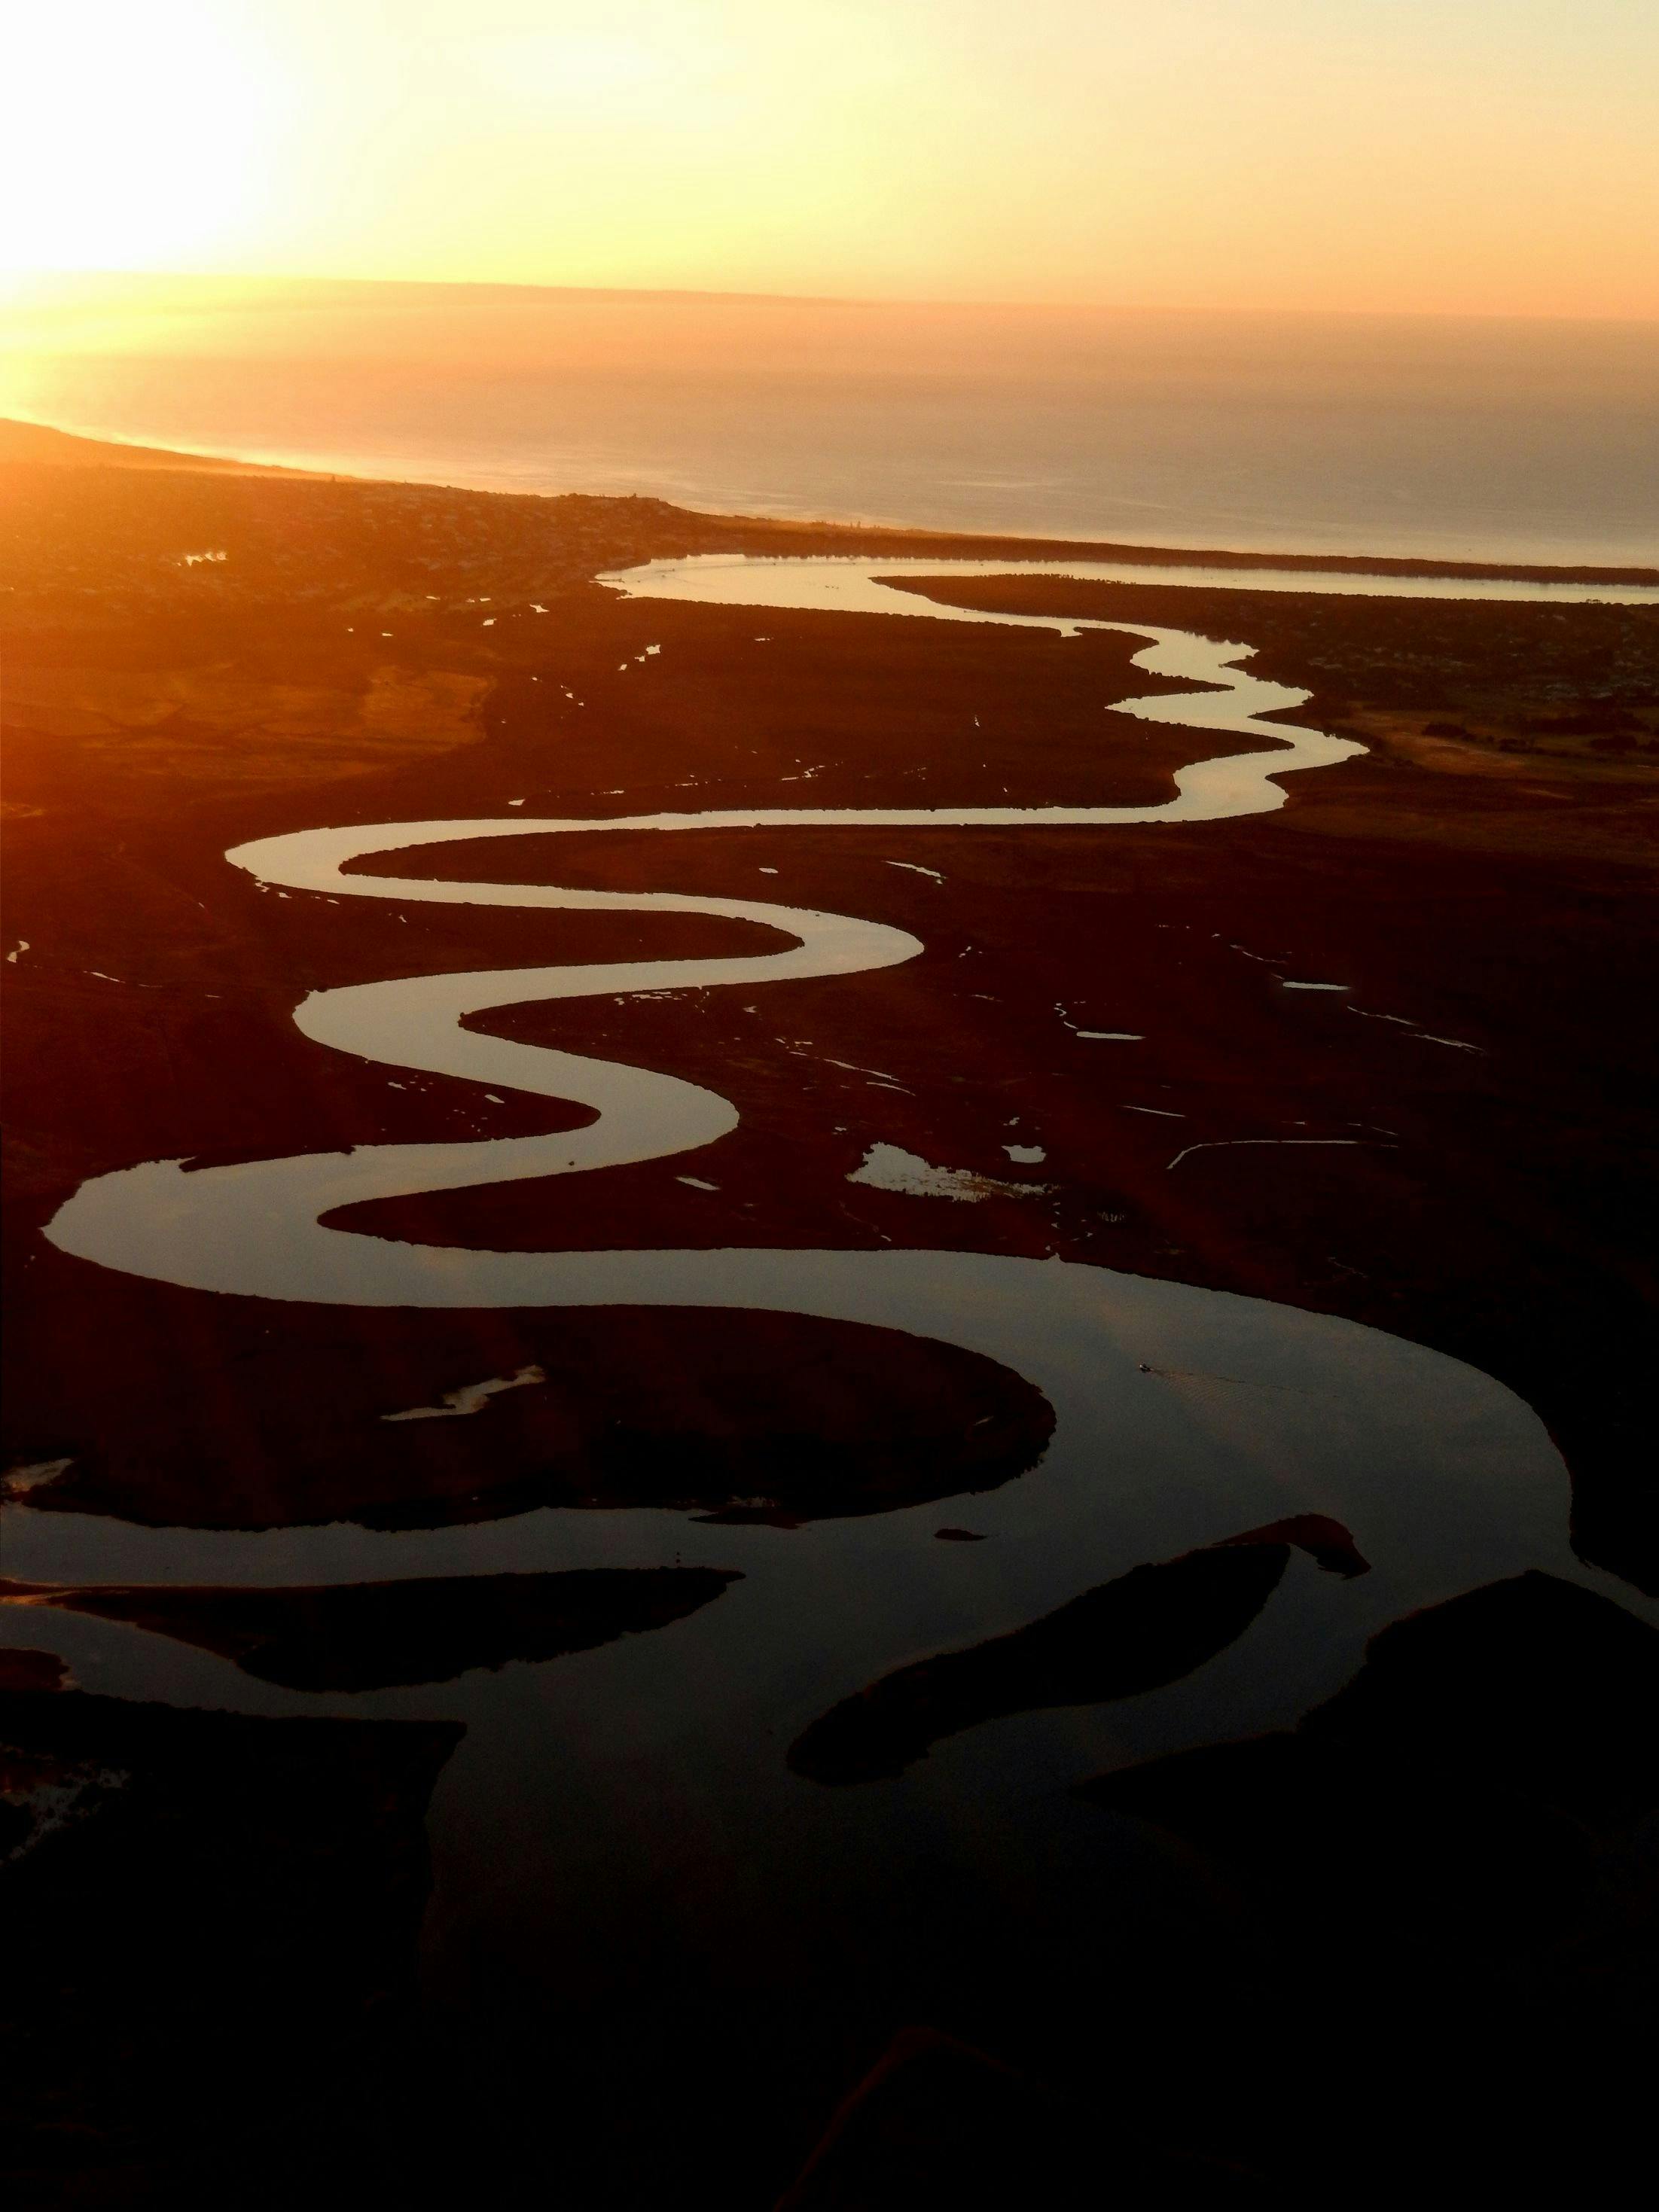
8, 265, 1658, 331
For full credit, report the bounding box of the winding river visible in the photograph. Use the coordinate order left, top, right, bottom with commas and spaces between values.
25, 556, 1622, 1645
14, 550, 1657, 2212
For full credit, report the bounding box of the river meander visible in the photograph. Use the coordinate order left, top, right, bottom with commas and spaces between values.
13, 558, 1646, 1994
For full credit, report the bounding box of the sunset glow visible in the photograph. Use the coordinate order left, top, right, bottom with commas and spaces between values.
3, 0, 1656, 317
5, 0, 1657, 2199
0, 4, 298, 276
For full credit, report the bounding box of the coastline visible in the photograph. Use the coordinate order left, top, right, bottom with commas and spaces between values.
6, 414, 1654, 588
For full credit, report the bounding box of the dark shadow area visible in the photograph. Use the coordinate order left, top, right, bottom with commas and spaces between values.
775, 2025, 1271, 2210
1081, 1568, 1658, 1867
0, 1679, 461, 2208
1059, 1571, 1659, 2198
5, 1579, 1652, 2204
2, 1565, 742, 1691
789, 1515, 1368, 1784
776, 2027, 1077, 2212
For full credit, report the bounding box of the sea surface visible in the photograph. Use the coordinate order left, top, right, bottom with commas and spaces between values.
3, 278, 1656, 565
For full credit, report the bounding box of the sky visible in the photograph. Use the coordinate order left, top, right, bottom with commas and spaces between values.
2, 0, 1656, 318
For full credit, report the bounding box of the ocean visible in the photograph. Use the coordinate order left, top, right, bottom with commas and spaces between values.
3, 277, 1655, 565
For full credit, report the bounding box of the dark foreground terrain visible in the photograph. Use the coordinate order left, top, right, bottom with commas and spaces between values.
2, 425, 1656, 2204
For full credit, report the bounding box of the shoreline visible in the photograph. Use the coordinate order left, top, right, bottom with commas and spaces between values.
5, 414, 1655, 589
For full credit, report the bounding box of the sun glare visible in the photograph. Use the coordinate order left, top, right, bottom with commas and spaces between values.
0, 4, 1651, 322
0, 2, 292, 276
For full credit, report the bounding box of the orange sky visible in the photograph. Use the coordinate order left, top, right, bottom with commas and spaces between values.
4, 1, 1656, 318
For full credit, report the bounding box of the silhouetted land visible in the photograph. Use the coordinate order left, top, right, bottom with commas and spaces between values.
1, 1566, 742, 1690
790, 1516, 1367, 1784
